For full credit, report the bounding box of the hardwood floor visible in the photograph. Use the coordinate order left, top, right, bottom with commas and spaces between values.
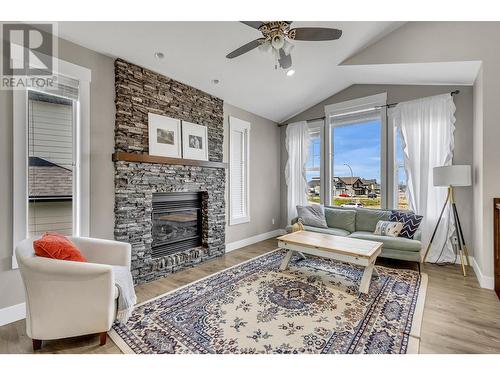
1, 238, 499, 354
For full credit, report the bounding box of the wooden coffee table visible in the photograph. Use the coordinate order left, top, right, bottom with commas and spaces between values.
277, 231, 383, 294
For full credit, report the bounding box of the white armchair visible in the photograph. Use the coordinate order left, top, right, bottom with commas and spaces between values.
15, 236, 132, 351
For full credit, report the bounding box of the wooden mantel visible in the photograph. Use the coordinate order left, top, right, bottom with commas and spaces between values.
112, 152, 228, 169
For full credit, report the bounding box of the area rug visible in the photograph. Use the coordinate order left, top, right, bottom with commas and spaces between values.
109, 249, 427, 354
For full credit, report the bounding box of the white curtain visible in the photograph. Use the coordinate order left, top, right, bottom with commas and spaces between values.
390, 94, 456, 262
285, 121, 310, 224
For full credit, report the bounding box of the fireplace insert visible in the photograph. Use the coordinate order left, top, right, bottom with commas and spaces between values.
151, 192, 202, 258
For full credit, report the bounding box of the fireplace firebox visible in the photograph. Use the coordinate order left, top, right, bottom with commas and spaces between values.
151, 192, 203, 258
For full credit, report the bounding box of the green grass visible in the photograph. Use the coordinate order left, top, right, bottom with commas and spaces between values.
307, 195, 408, 209
334, 197, 381, 208
307, 195, 380, 208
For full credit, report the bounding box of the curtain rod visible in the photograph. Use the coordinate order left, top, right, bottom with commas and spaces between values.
278, 90, 460, 127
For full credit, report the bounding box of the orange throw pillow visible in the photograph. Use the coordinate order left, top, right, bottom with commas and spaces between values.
34, 232, 87, 262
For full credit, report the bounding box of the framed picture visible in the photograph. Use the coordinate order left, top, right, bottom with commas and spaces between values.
182, 121, 208, 161
148, 113, 182, 158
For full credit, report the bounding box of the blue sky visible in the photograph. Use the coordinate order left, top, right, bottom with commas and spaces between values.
305, 119, 406, 184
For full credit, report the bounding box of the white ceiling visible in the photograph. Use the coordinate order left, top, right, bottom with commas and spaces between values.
58, 22, 480, 123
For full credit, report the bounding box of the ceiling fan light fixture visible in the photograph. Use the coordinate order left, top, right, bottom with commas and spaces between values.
227, 22, 342, 72
271, 34, 285, 50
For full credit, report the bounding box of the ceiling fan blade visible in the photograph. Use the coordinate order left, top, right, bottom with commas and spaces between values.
240, 21, 265, 30
289, 27, 342, 41
226, 38, 265, 59
278, 49, 292, 69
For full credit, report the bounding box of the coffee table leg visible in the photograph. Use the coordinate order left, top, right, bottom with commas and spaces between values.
359, 262, 375, 294
297, 252, 307, 260
279, 250, 294, 271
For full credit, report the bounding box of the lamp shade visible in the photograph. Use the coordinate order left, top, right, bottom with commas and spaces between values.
433, 165, 471, 187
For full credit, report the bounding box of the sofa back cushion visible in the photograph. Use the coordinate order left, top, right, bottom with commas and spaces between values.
354, 208, 391, 232
324, 207, 356, 233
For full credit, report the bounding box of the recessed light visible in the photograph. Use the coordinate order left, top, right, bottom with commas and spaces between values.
212, 79, 220, 85
286, 69, 295, 77
154, 52, 165, 60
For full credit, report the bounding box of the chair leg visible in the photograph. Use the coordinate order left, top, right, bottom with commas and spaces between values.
99, 332, 107, 346
32, 339, 42, 351
417, 262, 421, 274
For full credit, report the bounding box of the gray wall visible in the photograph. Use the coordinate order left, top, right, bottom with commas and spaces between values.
223, 103, 282, 243
340, 21, 500, 286
281, 84, 474, 256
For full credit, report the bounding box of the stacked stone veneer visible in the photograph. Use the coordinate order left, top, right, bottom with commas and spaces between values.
113, 59, 225, 284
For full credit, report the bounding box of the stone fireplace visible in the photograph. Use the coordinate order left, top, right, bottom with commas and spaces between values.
113, 59, 226, 284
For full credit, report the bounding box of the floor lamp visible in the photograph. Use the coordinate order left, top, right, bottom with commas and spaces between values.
423, 165, 472, 276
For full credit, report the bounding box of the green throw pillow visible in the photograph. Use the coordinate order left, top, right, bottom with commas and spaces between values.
324, 207, 356, 233
296, 204, 328, 228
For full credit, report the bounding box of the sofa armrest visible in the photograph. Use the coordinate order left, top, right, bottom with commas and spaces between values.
72, 237, 131, 268
413, 229, 422, 242
20, 257, 115, 339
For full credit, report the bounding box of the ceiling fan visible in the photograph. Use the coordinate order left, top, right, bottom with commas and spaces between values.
226, 21, 342, 72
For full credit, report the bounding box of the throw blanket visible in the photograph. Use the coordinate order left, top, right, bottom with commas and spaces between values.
112, 266, 137, 323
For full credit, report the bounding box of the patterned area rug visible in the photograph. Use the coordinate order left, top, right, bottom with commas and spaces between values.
110, 250, 427, 354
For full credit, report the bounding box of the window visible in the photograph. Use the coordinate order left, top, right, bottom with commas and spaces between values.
394, 128, 408, 209
305, 121, 323, 204
324, 93, 387, 209
12, 59, 91, 268
331, 113, 382, 208
28, 91, 75, 236
229, 116, 250, 225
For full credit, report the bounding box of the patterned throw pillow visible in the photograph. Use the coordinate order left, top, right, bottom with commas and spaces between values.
374, 220, 404, 237
296, 204, 328, 228
389, 210, 423, 239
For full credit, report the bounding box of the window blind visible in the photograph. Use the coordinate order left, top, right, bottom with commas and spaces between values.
229, 117, 251, 225
27, 89, 75, 237
330, 108, 382, 127
36, 73, 80, 101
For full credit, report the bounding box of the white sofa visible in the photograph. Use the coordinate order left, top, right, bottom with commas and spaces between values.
15, 236, 132, 350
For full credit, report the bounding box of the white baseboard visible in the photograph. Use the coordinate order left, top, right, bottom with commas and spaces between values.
226, 229, 286, 253
470, 257, 494, 290
452, 255, 494, 290
0, 302, 26, 327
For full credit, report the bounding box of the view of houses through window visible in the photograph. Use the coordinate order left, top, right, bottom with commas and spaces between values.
306, 118, 383, 208
28, 90, 74, 237
305, 115, 409, 210
331, 119, 382, 209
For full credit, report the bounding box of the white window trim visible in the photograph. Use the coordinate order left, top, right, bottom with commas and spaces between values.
12, 58, 91, 269
306, 119, 325, 203
228, 116, 251, 226
324, 93, 388, 207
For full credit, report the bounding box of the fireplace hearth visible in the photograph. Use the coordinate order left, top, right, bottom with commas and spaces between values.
152, 192, 203, 258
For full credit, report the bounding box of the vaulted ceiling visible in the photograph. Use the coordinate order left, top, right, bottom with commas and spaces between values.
59, 22, 480, 122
